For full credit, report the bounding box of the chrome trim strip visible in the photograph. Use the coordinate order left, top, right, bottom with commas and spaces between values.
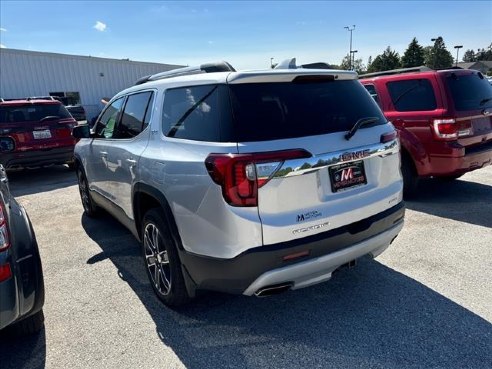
16, 254, 33, 263
271, 139, 399, 178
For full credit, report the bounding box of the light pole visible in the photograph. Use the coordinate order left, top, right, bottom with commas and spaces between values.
350, 50, 358, 71
454, 45, 463, 67
344, 25, 355, 70
270, 57, 274, 69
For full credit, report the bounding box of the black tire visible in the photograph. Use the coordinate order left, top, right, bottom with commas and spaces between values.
76, 168, 100, 217
7, 309, 44, 337
141, 208, 191, 307
401, 154, 419, 199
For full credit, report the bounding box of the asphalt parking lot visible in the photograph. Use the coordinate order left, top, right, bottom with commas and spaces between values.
1, 165, 491, 369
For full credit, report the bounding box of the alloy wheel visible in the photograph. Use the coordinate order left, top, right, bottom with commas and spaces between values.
144, 223, 171, 296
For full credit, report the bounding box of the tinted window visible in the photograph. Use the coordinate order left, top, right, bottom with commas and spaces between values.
0, 103, 71, 124
363, 84, 380, 104
387, 79, 437, 112
230, 80, 385, 142
162, 85, 233, 141
446, 73, 492, 111
95, 97, 124, 139
114, 92, 153, 139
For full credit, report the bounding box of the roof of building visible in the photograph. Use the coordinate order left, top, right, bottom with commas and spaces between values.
0, 48, 184, 69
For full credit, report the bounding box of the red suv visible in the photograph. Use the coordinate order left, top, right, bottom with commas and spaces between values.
0, 97, 77, 170
360, 68, 492, 196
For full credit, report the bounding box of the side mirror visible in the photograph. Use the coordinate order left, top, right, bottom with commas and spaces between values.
72, 124, 91, 139
0, 164, 9, 188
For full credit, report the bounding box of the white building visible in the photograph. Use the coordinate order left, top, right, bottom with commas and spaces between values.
0, 48, 182, 120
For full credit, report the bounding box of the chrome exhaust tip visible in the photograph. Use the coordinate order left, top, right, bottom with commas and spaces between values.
254, 282, 293, 297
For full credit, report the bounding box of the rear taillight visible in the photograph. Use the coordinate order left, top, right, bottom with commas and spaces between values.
432, 118, 473, 140
205, 149, 312, 207
0, 203, 10, 251
380, 130, 398, 143
0, 263, 12, 282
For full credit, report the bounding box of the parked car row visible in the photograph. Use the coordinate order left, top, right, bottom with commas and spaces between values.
1, 62, 491, 337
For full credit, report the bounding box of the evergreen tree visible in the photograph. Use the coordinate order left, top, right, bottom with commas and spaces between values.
462, 49, 476, 62
367, 46, 401, 73
401, 37, 425, 67
425, 36, 453, 69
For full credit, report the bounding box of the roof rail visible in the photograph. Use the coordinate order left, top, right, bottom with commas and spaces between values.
359, 66, 433, 78
27, 96, 57, 101
135, 61, 236, 85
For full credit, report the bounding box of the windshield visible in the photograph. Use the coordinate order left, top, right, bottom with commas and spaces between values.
0, 103, 71, 123
446, 73, 492, 111
228, 80, 386, 142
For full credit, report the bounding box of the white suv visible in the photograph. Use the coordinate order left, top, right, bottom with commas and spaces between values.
73, 61, 405, 306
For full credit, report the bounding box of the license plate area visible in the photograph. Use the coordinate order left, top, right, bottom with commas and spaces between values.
329, 160, 367, 193
33, 130, 52, 139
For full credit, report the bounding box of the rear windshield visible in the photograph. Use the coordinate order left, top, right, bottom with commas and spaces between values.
162, 80, 385, 142
445, 73, 492, 111
229, 80, 385, 142
0, 103, 71, 123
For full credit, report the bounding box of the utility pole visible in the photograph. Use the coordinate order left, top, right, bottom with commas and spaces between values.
350, 50, 358, 71
454, 45, 463, 67
344, 25, 355, 70
270, 57, 274, 69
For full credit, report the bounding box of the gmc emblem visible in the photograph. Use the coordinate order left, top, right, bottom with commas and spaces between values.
340, 149, 370, 162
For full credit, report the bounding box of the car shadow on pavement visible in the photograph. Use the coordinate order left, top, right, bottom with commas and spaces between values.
82, 214, 492, 369
0, 327, 46, 369
406, 178, 492, 228
7, 165, 77, 198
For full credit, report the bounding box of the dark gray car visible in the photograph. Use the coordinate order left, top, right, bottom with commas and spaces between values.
0, 165, 44, 335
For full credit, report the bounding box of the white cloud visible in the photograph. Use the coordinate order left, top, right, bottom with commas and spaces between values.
0, 28, 6, 32
93, 21, 107, 32
0, 44, 6, 48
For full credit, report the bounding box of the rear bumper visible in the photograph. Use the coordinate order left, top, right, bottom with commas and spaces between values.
428, 139, 492, 176
179, 202, 405, 295
1, 146, 75, 169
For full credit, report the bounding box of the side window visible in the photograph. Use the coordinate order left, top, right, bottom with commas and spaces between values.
162, 84, 231, 142
113, 91, 154, 139
363, 84, 380, 105
387, 79, 437, 112
96, 97, 124, 138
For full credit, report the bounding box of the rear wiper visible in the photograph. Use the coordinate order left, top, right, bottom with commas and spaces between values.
345, 117, 380, 140
479, 97, 492, 106
40, 116, 60, 122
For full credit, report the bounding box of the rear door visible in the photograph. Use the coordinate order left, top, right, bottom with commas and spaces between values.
228, 74, 402, 245
440, 70, 492, 147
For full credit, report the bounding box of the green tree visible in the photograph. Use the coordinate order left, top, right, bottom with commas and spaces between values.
462, 49, 476, 62
339, 55, 365, 74
476, 44, 492, 61
425, 36, 453, 69
401, 37, 425, 67
367, 46, 401, 73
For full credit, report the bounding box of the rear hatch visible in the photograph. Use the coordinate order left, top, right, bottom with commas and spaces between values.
439, 70, 492, 148
226, 71, 402, 245
0, 102, 77, 151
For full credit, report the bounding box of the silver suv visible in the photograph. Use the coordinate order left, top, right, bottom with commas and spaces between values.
73, 61, 405, 306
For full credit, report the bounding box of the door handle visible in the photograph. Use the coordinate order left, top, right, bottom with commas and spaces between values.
126, 159, 137, 165
100, 151, 108, 157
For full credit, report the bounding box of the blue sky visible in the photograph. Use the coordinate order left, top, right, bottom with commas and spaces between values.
1, 1, 491, 70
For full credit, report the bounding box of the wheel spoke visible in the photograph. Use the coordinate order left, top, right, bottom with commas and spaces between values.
158, 268, 171, 292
